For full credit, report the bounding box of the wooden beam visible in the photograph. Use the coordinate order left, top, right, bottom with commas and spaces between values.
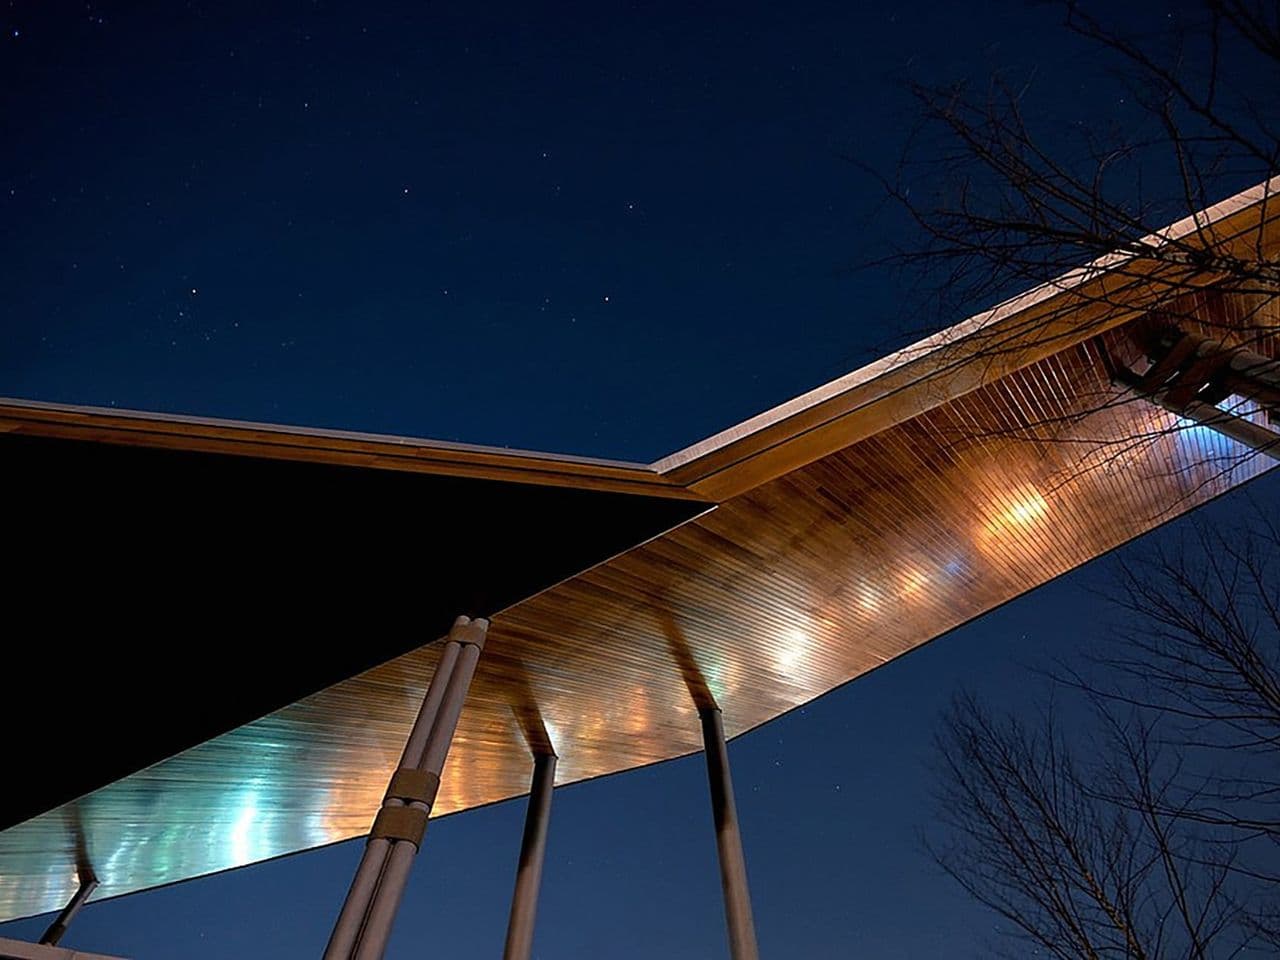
0, 398, 706, 501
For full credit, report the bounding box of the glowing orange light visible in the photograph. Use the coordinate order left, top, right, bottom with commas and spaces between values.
898, 568, 930, 597
775, 628, 807, 673
977, 485, 1050, 553
986, 487, 1048, 535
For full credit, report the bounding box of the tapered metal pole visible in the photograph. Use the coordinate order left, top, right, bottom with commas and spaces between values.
1108, 328, 1280, 460
1112, 366, 1280, 460
324, 640, 462, 960
325, 616, 487, 960
40, 869, 98, 946
350, 618, 487, 960
1150, 393, 1280, 460
700, 707, 760, 960
502, 752, 557, 960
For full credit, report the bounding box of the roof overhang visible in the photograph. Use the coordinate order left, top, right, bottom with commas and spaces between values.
0, 178, 1276, 921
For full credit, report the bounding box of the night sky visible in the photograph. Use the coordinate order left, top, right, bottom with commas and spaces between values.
3, 2, 1275, 957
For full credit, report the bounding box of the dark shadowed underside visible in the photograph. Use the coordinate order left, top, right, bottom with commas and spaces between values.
3, 432, 705, 830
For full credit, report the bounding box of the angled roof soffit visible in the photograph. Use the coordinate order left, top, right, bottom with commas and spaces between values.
0, 397, 704, 501
3, 179, 1275, 508
0, 181, 1276, 925
657, 176, 1280, 500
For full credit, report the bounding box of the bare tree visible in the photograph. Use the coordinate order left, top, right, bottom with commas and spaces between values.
875, 0, 1280, 477
884, 1, 1279, 320
929, 501, 1280, 958
908, 12, 1280, 951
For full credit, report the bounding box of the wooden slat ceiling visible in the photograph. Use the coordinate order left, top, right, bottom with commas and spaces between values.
0, 180, 1276, 921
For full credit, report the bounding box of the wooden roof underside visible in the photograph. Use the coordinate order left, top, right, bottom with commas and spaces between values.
0, 179, 1276, 921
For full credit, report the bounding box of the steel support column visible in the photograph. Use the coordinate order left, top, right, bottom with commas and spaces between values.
324, 615, 489, 960
1107, 326, 1280, 460
699, 707, 760, 960
39, 868, 97, 946
1148, 392, 1280, 460
501, 752, 557, 960
1110, 367, 1280, 461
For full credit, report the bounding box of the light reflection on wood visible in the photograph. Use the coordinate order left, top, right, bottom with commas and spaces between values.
0, 293, 1275, 921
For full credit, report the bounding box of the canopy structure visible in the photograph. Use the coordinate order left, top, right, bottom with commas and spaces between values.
1, 179, 1277, 924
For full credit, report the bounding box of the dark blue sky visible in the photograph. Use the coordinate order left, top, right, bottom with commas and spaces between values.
3, 2, 1273, 957
2, 0, 1154, 460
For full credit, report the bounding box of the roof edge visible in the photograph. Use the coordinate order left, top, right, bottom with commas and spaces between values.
655, 176, 1280, 498
0, 397, 706, 501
